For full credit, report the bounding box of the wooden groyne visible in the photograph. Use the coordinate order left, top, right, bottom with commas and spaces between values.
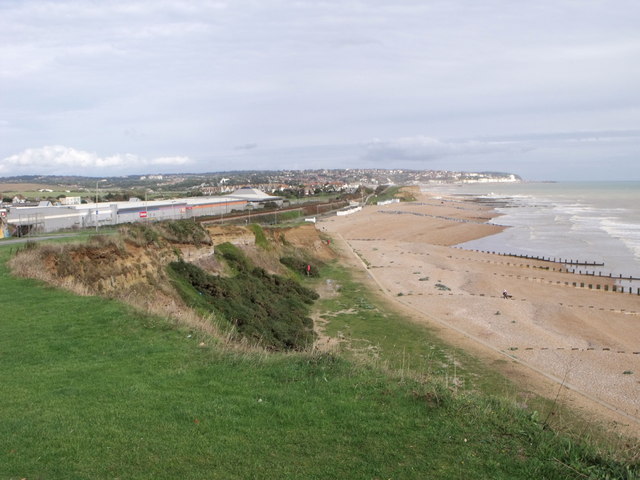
455, 247, 640, 293
476, 250, 605, 267
563, 269, 640, 282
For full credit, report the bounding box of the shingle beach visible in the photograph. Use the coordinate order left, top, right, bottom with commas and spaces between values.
319, 191, 640, 437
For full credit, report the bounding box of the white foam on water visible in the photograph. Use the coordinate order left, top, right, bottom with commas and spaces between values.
446, 182, 640, 281
600, 218, 640, 260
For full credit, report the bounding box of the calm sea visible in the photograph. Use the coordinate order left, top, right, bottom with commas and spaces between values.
423, 181, 640, 288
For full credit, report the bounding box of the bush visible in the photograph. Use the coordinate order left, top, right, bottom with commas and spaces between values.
120, 220, 211, 247
169, 249, 319, 350
161, 220, 210, 245
121, 223, 162, 246
280, 256, 321, 277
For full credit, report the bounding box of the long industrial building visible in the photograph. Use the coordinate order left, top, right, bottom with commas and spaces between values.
5, 188, 282, 235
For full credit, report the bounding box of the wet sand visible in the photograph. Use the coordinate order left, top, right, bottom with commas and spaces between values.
319, 192, 640, 437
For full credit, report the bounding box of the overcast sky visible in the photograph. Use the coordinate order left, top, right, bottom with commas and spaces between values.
1, 0, 639, 181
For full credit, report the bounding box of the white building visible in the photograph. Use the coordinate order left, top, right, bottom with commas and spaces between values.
60, 196, 82, 205
6, 188, 282, 234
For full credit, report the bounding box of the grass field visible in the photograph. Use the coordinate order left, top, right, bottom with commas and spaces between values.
314, 262, 520, 394
0, 244, 638, 479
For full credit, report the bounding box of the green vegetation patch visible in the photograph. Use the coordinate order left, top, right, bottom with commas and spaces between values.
368, 185, 417, 204
169, 243, 318, 350
315, 261, 620, 424
280, 255, 321, 277
248, 223, 269, 249
1, 242, 638, 479
316, 261, 476, 384
120, 220, 211, 247
277, 210, 303, 222
160, 219, 211, 245
122, 222, 161, 246
369, 185, 401, 204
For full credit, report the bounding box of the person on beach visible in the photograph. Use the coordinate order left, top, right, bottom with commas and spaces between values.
503, 289, 512, 299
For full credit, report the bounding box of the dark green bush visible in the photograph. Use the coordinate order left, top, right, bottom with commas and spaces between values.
280, 256, 321, 277
169, 247, 318, 350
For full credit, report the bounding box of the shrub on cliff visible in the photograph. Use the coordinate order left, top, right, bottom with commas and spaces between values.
280, 256, 321, 277
160, 219, 211, 245
120, 220, 211, 247
169, 243, 318, 350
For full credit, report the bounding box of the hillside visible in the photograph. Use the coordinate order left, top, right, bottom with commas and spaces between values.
2, 221, 639, 478
9, 221, 334, 349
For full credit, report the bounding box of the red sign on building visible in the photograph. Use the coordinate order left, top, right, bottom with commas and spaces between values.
139, 211, 147, 218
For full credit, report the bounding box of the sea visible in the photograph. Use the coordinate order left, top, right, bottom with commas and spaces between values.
422, 181, 640, 290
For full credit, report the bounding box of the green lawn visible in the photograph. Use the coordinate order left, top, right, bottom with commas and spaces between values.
0, 245, 637, 479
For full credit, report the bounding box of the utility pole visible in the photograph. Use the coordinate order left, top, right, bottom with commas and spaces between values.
95, 179, 106, 231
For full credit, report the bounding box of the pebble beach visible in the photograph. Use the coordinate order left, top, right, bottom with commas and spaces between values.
319, 191, 640, 437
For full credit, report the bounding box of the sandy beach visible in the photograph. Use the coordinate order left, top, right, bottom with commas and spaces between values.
318, 192, 640, 437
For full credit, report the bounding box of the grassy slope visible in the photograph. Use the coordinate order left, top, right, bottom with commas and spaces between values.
0, 245, 637, 479
315, 262, 513, 393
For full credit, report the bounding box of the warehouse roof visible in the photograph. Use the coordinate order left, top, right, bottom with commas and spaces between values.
228, 188, 281, 201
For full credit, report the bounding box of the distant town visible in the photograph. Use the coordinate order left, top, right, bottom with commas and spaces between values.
1, 169, 521, 204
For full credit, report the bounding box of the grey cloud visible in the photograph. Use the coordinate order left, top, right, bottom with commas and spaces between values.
234, 143, 258, 151
362, 136, 527, 163
1, 0, 639, 179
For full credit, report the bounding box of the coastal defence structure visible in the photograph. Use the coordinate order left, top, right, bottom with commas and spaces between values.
456, 247, 640, 294
5, 188, 282, 235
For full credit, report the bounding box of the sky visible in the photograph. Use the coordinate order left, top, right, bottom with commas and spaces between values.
1, 0, 639, 181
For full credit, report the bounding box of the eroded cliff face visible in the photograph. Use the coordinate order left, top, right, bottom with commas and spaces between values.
42, 240, 171, 294
11, 232, 211, 314
9, 222, 335, 336
214, 223, 335, 276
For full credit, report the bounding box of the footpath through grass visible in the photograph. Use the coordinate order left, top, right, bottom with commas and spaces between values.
313, 261, 640, 448
1, 245, 638, 479
314, 262, 515, 393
